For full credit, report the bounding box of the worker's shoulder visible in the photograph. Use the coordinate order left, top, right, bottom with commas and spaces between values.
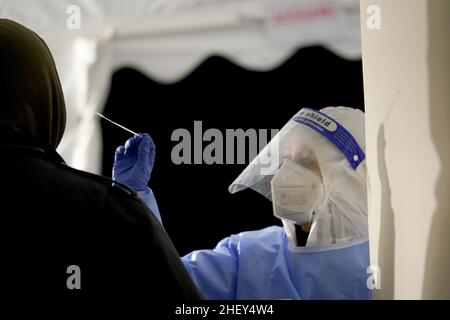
218, 226, 284, 250
50, 161, 137, 198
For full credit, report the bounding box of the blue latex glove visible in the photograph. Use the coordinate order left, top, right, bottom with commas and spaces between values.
112, 133, 155, 192
113, 133, 162, 224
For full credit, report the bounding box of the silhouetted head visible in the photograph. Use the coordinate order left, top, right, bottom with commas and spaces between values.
0, 19, 66, 148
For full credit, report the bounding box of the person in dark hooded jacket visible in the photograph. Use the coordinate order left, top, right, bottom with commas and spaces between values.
0, 19, 202, 302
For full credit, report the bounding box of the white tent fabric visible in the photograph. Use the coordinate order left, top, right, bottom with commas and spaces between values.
1, 0, 361, 173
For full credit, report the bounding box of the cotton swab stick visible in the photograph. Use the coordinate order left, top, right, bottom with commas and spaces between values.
94, 112, 138, 136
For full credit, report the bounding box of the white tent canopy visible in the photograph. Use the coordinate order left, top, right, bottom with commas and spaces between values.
1, 0, 361, 173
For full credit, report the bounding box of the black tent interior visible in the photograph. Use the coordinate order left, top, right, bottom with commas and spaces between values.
101, 46, 365, 255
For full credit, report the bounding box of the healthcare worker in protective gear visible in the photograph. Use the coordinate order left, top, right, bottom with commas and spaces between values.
113, 106, 371, 300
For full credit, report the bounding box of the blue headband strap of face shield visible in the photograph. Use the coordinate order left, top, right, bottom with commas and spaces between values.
292, 108, 365, 170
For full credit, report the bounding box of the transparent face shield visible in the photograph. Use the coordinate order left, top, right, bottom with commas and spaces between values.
229, 107, 368, 247
228, 113, 331, 199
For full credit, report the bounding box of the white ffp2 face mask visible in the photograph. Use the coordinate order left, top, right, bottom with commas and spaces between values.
271, 159, 325, 225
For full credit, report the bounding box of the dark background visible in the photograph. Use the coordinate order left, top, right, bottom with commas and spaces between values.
100, 46, 364, 256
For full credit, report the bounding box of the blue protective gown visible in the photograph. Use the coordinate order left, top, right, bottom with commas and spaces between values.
182, 226, 371, 300
139, 188, 371, 300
